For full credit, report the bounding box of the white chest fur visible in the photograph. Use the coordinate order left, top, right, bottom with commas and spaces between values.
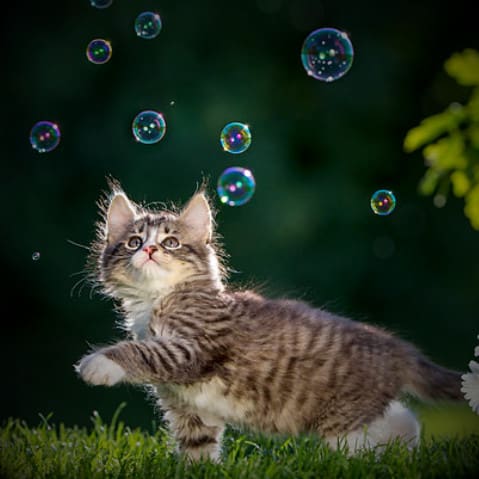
165, 377, 254, 426
122, 284, 174, 339
123, 301, 154, 340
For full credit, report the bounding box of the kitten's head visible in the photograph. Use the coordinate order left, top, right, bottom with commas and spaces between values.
89, 181, 225, 299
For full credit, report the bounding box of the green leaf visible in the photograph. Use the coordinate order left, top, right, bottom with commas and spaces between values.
406, 49, 479, 230
422, 134, 466, 171
450, 171, 470, 197
465, 184, 479, 229
445, 49, 479, 86
418, 169, 441, 196
467, 87, 479, 121
403, 108, 465, 152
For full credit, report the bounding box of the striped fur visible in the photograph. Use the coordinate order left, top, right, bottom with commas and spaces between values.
77, 183, 464, 461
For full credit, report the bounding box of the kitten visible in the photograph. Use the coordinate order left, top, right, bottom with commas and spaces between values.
76, 182, 463, 461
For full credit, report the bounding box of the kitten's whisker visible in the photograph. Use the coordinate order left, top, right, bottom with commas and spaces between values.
77, 281, 88, 299
88, 284, 100, 300
67, 239, 91, 251
70, 269, 90, 278
70, 275, 89, 298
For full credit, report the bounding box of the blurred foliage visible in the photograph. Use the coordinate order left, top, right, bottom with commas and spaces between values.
404, 49, 479, 229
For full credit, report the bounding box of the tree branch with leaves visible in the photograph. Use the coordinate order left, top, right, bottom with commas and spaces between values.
404, 49, 479, 229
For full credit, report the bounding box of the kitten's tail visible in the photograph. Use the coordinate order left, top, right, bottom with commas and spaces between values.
405, 355, 464, 401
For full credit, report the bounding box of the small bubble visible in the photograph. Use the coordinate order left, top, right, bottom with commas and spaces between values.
32, 252, 41, 261
86, 39, 112, 64
217, 167, 256, 206
90, 0, 113, 9
169, 100, 175, 107
370, 189, 396, 216
135, 12, 162, 39
132, 110, 166, 144
220, 122, 252, 154
30, 121, 61, 153
301, 27, 354, 82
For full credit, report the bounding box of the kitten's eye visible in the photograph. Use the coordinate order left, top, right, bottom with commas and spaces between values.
161, 236, 180, 250
126, 236, 143, 250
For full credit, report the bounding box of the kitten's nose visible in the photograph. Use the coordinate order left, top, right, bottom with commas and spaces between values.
143, 245, 158, 257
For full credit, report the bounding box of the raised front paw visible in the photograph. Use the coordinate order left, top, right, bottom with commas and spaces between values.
75, 353, 126, 386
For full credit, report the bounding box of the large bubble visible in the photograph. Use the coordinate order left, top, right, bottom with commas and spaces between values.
86, 39, 112, 64
30, 121, 61, 153
217, 167, 256, 206
220, 122, 252, 154
132, 110, 166, 144
301, 27, 354, 82
135, 12, 162, 39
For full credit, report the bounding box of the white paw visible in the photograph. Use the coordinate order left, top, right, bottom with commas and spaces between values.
76, 353, 126, 386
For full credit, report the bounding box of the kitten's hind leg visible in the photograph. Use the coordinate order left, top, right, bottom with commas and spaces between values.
164, 407, 224, 462
326, 401, 420, 454
365, 400, 420, 450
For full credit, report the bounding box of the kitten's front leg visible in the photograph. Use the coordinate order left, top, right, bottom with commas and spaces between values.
76, 352, 126, 386
76, 337, 199, 386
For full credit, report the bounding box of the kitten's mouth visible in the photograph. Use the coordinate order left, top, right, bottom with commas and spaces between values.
131, 251, 171, 272
141, 254, 171, 269
142, 257, 160, 266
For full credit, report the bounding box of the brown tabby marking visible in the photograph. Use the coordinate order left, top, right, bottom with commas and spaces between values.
76, 182, 463, 461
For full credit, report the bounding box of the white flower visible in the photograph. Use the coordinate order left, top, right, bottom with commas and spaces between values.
461, 335, 479, 415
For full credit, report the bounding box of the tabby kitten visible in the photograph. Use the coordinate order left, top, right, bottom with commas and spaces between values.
76, 182, 463, 461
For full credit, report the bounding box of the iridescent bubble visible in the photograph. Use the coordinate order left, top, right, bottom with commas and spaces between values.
132, 110, 166, 144
90, 0, 113, 9
86, 39, 112, 64
135, 12, 162, 39
32, 252, 41, 261
301, 27, 354, 82
30, 121, 61, 153
217, 167, 256, 206
220, 122, 252, 154
370, 189, 396, 216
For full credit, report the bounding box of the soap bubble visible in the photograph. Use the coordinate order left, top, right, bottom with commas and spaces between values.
301, 27, 354, 82
90, 0, 113, 9
370, 189, 396, 216
135, 12, 162, 39
32, 252, 41, 261
30, 121, 61, 153
132, 110, 166, 144
86, 39, 112, 64
217, 167, 256, 206
220, 122, 252, 154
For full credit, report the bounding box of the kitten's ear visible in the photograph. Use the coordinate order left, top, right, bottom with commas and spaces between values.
106, 193, 136, 244
179, 193, 212, 243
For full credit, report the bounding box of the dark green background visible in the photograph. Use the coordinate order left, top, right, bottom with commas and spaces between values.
2, 0, 479, 430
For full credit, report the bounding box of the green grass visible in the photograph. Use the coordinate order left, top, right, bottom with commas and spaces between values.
1, 405, 478, 479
